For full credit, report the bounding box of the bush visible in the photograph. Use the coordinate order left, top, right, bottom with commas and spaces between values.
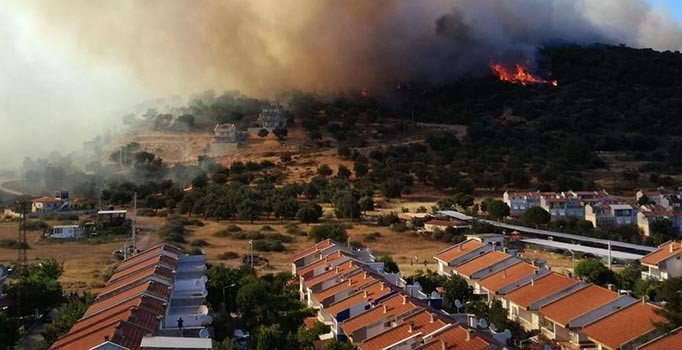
158, 220, 188, 243
226, 224, 242, 232
363, 232, 381, 242
24, 220, 49, 231
138, 208, 156, 217
217, 251, 240, 260
377, 213, 400, 226
285, 223, 306, 236
309, 224, 348, 242
260, 225, 275, 231
189, 239, 210, 247
252, 239, 284, 252
390, 223, 409, 233
232, 231, 265, 240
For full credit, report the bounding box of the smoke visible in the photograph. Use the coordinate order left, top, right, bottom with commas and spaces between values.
1, 0, 682, 166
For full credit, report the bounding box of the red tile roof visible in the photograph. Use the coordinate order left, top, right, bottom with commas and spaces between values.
86, 281, 170, 318
33, 197, 61, 203
582, 302, 665, 350
416, 324, 496, 350
638, 326, 682, 350
326, 281, 392, 317
454, 251, 511, 278
341, 293, 420, 337
109, 254, 178, 283
360, 310, 448, 350
478, 262, 537, 294
297, 250, 348, 277
640, 241, 682, 266
313, 270, 376, 303
116, 243, 181, 271
504, 273, 578, 309
304, 262, 362, 289
539, 284, 619, 327
98, 265, 174, 299
434, 240, 485, 264
292, 239, 334, 261
425, 220, 469, 227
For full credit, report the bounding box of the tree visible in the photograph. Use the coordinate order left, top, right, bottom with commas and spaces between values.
378, 255, 399, 273
381, 178, 404, 198
650, 218, 676, 245
442, 275, 474, 313
337, 165, 352, 179
656, 277, 682, 331
238, 199, 262, 223
522, 207, 551, 226
273, 198, 300, 221
257, 128, 270, 138
637, 194, 654, 207
0, 312, 18, 350
309, 224, 348, 243
192, 173, 209, 189
317, 165, 333, 177
42, 293, 95, 347
333, 190, 361, 220
256, 324, 286, 350
452, 193, 475, 210
322, 340, 357, 350
486, 200, 510, 220
358, 196, 374, 214
272, 127, 288, 140
354, 161, 369, 178
296, 202, 322, 225
616, 265, 644, 291
574, 259, 616, 286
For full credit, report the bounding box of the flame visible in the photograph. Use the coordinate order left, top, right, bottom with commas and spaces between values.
490, 61, 557, 86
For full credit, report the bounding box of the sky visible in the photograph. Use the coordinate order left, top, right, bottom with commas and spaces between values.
649, 0, 682, 21
2, 0, 682, 169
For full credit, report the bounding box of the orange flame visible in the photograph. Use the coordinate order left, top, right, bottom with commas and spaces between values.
490, 61, 557, 86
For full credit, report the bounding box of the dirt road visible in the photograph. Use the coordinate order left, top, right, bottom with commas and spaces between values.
0, 176, 24, 196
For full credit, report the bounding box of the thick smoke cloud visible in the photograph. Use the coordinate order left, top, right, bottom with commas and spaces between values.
1, 0, 682, 166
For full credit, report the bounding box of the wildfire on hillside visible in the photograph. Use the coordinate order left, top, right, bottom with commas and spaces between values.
490, 60, 558, 86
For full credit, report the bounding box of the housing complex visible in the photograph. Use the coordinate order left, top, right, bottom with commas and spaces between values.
292, 239, 507, 350
434, 238, 668, 350
50, 243, 212, 350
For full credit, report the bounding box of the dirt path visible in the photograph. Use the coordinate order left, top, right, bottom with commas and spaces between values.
0, 177, 24, 196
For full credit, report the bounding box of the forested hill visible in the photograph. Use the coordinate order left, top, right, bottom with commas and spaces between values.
392, 44, 682, 191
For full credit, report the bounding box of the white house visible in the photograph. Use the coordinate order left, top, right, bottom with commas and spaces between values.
49, 225, 84, 239
640, 241, 682, 280
585, 203, 637, 228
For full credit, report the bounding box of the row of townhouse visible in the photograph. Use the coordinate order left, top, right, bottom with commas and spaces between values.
636, 188, 682, 237
435, 239, 669, 350
292, 239, 507, 350
51, 243, 212, 350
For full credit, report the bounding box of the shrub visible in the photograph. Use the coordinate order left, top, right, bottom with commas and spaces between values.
363, 232, 381, 242
189, 239, 210, 247
225, 224, 242, 232
24, 220, 49, 231
252, 239, 284, 252
213, 229, 231, 237
377, 213, 400, 226
158, 220, 188, 243
390, 223, 409, 232
309, 224, 348, 243
285, 223, 306, 236
217, 251, 239, 260
260, 225, 275, 231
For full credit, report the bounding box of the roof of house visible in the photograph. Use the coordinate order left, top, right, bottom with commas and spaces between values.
581, 301, 665, 350
415, 324, 496, 350
453, 251, 511, 278
504, 273, 578, 309
116, 243, 181, 271
434, 240, 485, 264
313, 270, 377, 302
51, 320, 151, 350
33, 196, 61, 203
425, 219, 469, 227
641, 241, 682, 266
292, 239, 334, 261
98, 265, 174, 298
638, 326, 682, 350
539, 284, 619, 327
296, 250, 349, 277
341, 293, 420, 336
85, 280, 171, 317
361, 310, 448, 350
325, 281, 392, 317
108, 254, 178, 283
304, 261, 361, 289
478, 262, 537, 294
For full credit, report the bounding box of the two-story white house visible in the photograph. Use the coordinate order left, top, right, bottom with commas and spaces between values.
640, 241, 682, 281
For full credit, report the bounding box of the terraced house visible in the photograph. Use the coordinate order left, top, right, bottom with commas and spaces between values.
293, 241, 506, 349
436, 239, 670, 350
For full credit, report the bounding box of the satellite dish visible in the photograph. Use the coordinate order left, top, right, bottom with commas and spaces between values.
503, 329, 512, 339
454, 299, 462, 309
431, 291, 441, 299
489, 323, 497, 332
478, 319, 488, 329
199, 328, 209, 338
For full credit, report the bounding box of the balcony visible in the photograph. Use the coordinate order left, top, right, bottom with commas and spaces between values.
641, 270, 668, 281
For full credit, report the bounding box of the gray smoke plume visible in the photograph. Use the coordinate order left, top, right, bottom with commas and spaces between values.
1, 0, 682, 166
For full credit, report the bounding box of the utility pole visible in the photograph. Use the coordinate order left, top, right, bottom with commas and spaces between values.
607, 241, 612, 269
16, 199, 28, 317
132, 193, 137, 255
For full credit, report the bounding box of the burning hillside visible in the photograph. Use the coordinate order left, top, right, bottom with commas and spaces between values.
490, 61, 558, 86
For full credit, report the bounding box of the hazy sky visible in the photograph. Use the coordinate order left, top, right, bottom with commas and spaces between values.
2, 0, 682, 169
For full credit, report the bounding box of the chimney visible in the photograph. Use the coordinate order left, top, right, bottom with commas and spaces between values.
530, 278, 535, 286
407, 322, 414, 333
671, 243, 675, 253
441, 340, 448, 350
381, 282, 386, 290
466, 329, 473, 341
402, 295, 408, 304
363, 271, 368, 279
607, 284, 616, 292
430, 313, 436, 323
348, 279, 353, 286
383, 304, 388, 313
363, 290, 368, 298
335, 267, 340, 273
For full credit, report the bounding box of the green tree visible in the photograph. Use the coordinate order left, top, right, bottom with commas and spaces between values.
378, 255, 399, 274
354, 161, 369, 178
256, 324, 286, 350
42, 294, 95, 347
522, 207, 551, 226
442, 275, 474, 313
317, 165, 333, 177
309, 224, 348, 243
452, 193, 475, 210
656, 277, 682, 331
273, 198, 300, 221
337, 165, 352, 179
237, 199, 262, 223
333, 191, 361, 220
192, 173, 209, 189
358, 196, 374, 214
381, 178, 404, 198
574, 259, 616, 286
616, 265, 644, 291
322, 340, 357, 350
296, 202, 322, 225
650, 218, 676, 245
0, 312, 18, 350
272, 127, 288, 140
257, 128, 270, 138
486, 200, 510, 220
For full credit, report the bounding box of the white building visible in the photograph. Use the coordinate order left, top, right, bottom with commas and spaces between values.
49, 225, 83, 239
585, 203, 638, 228
640, 241, 682, 281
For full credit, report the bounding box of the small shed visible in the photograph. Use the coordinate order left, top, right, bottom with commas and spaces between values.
50, 225, 83, 239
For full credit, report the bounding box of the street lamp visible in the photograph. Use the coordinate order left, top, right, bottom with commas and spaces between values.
222, 283, 237, 313
568, 249, 575, 274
